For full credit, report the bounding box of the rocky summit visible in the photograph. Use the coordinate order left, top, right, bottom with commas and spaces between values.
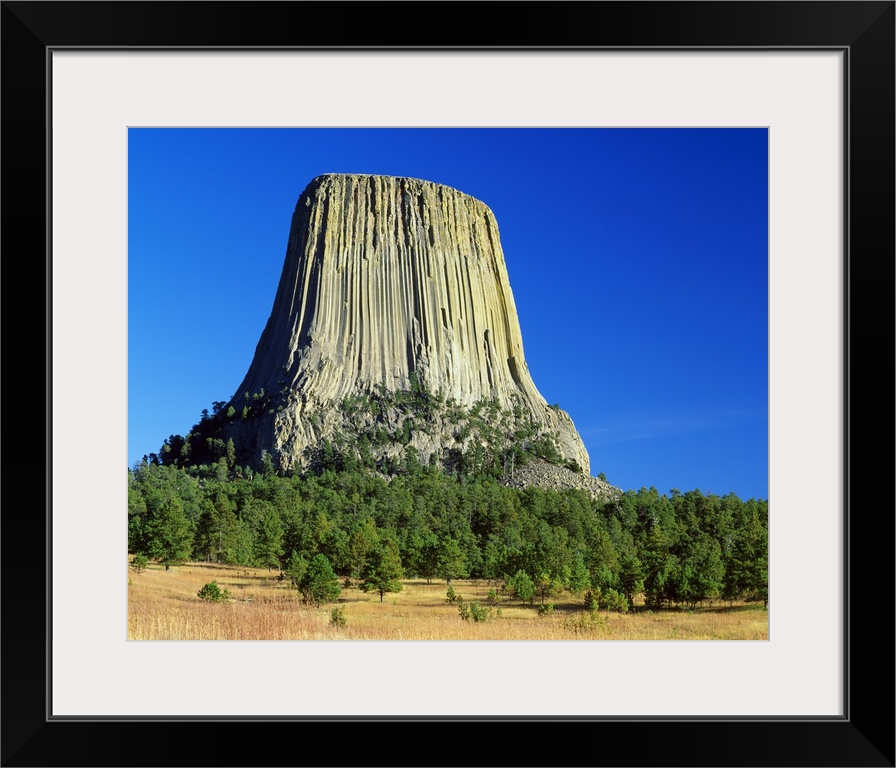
222, 174, 591, 476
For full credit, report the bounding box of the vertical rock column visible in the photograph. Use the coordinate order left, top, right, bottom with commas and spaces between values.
227, 174, 590, 474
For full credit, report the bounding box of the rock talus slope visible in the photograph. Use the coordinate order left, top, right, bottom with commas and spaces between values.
225, 174, 590, 474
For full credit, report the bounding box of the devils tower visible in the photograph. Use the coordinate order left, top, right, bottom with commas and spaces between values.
220, 174, 590, 476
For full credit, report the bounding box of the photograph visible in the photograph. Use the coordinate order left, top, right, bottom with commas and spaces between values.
127, 128, 770, 641
3, 1, 892, 763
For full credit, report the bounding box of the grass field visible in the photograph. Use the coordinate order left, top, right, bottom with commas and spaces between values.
128, 561, 768, 641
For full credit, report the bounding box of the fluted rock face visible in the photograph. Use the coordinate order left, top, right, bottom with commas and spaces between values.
225, 174, 590, 475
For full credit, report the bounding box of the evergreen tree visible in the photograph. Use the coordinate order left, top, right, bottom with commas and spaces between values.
508, 570, 536, 604
726, 500, 769, 606
144, 496, 193, 570
127, 478, 148, 553
254, 506, 285, 570
436, 536, 468, 584
349, 517, 379, 579
617, 551, 646, 606
681, 535, 725, 607
535, 571, 563, 605
195, 492, 239, 564
406, 529, 439, 583
299, 553, 341, 606
128, 515, 145, 556
359, 538, 404, 602
281, 550, 308, 591
126, 436, 769, 613
567, 553, 591, 596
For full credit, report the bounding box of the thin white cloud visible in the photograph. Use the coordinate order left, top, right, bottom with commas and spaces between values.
578, 406, 766, 446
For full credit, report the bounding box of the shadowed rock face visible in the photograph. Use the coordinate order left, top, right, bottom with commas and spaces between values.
225, 174, 590, 474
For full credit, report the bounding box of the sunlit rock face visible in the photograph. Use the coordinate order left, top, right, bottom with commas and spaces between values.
225, 174, 590, 474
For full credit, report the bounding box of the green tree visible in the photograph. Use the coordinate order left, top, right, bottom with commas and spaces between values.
725, 500, 769, 606
508, 570, 535, 604
359, 538, 404, 602
617, 551, 645, 607
144, 496, 193, 570
599, 588, 629, 613
231, 518, 256, 566
406, 530, 440, 584
127, 478, 147, 553
128, 514, 145, 556
280, 550, 308, 591
566, 554, 591, 596
197, 581, 231, 602
298, 553, 342, 606
205, 456, 224, 482
535, 571, 563, 605
348, 517, 379, 579
641, 517, 679, 608
195, 492, 239, 563
677, 535, 725, 608
436, 536, 468, 584
254, 506, 285, 571
260, 450, 276, 476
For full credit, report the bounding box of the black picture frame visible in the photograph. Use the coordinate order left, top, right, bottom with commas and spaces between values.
3, 2, 893, 766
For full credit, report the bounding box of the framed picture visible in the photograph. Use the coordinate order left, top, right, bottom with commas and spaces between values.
5, 2, 892, 766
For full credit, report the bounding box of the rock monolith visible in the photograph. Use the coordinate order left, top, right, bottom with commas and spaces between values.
223, 174, 590, 475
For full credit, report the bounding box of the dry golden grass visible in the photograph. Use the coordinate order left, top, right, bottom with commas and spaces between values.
128, 561, 768, 641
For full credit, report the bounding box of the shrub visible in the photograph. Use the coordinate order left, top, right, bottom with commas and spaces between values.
470, 602, 490, 622
584, 587, 628, 613
537, 603, 554, 616
197, 581, 231, 602
445, 585, 460, 603
130, 552, 149, 574
563, 610, 609, 636
600, 588, 629, 613
459, 601, 491, 622
329, 606, 347, 628
584, 588, 600, 611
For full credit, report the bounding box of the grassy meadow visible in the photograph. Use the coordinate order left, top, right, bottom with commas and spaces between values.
128, 561, 768, 641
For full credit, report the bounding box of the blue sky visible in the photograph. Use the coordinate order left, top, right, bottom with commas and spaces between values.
129, 128, 768, 500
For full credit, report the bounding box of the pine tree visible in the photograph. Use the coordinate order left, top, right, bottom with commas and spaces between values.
281, 550, 308, 591
359, 538, 404, 602
254, 507, 285, 571
348, 518, 379, 579
299, 553, 341, 606
567, 553, 591, 595
508, 570, 535, 604
145, 496, 193, 570
436, 536, 468, 585
195, 494, 239, 564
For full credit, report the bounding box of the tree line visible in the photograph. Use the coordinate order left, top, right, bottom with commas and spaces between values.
128, 454, 768, 611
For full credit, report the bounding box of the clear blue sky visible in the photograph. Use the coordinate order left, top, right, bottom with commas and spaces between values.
129, 128, 768, 500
